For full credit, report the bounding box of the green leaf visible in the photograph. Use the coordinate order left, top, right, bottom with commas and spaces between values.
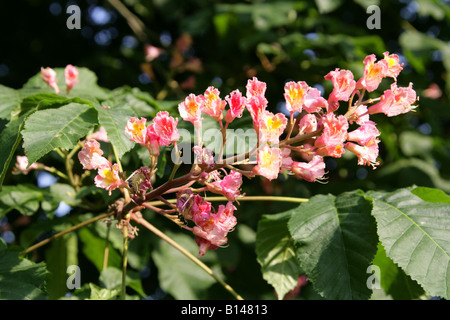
99, 267, 146, 298
78, 226, 122, 272
315, 0, 344, 14
288, 190, 378, 300
0, 238, 48, 299
372, 242, 424, 300
87, 283, 120, 300
0, 85, 21, 120
0, 184, 44, 218
399, 131, 434, 158
45, 231, 78, 299
411, 186, 450, 203
13, 93, 94, 120
0, 114, 28, 190
94, 104, 136, 159
256, 211, 301, 300
22, 103, 97, 164
368, 188, 450, 299
106, 87, 157, 117
151, 231, 217, 300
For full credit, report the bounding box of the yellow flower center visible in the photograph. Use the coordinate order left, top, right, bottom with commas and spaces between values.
267, 117, 282, 130
187, 100, 199, 116
386, 57, 396, 67
101, 168, 117, 184
261, 150, 273, 166
288, 87, 305, 101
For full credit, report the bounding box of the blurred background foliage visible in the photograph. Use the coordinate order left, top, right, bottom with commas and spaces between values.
0, 0, 449, 300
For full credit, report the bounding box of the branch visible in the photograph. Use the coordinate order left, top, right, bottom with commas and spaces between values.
20, 211, 115, 256
130, 212, 244, 300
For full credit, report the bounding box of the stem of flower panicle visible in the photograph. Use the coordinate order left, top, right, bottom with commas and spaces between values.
120, 220, 128, 300
130, 212, 244, 300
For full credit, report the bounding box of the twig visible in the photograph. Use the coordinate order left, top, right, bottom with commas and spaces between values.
20, 212, 115, 256
130, 212, 244, 300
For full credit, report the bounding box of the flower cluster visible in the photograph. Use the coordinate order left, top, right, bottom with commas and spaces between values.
177, 190, 238, 257
41, 64, 79, 94
73, 52, 418, 257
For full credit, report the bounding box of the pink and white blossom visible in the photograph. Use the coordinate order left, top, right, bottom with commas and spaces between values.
291, 156, 326, 182
152, 111, 180, 146
253, 144, 282, 180
314, 113, 349, 158
345, 141, 380, 168
201, 86, 226, 121
125, 117, 148, 146
94, 163, 126, 195
41, 67, 60, 94
225, 89, 246, 123
324, 68, 356, 112
259, 111, 288, 144
368, 82, 417, 117
206, 170, 243, 202
347, 121, 380, 146
382, 52, 403, 80
178, 93, 204, 127
356, 54, 389, 92
78, 139, 110, 170
298, 114, 318, 135
283, 81, 309, 114
64, 64, 78, 94
246, 77, 266, 98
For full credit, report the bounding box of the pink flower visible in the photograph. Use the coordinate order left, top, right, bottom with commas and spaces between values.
356, 54, 389, 92
78, 139, 110, 170
303, 87, 328, 113
246, 94, 268, 131
146, 124, 161, 156
259, 111, 288, 144
125, 117, 148, 145
12, 156, 39, 175
284, 81, 309, 114
368, 82, 417, 117
280, 148, 293, 174
382, 52, 403, 80
225, 89, 246, 123
345, 141, 380, 168
253, 144, 282, 180
145, 45, 164, 61
195, 237, 219, 257
192, 202, 237, 257
351, 104, 370, 125
152, 111, 180, 146
291, 156, 326, 182
186, 195, 213, 227
87, 126, 109, 143
206, 170, 243, 202
298, 114, 318, 135
41, 67, 60, 94
347, 121, 380, 146
201, 86, 226, 121
324, 68, 356, 111
314, 113, 349, 158
246, 77, 266, 98
94, 163, 126, 195
65, 64, 78, 94
178, 93, 204, 127
193, 146, 215, 168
